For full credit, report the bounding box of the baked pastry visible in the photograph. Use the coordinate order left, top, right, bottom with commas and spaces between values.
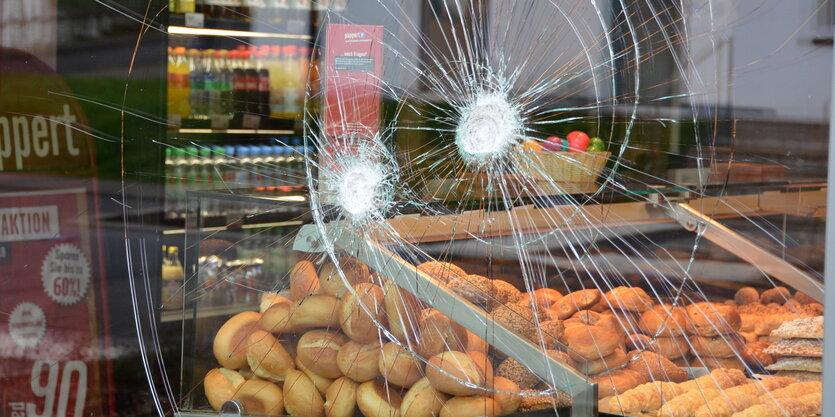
656, 387, 720, 417
760, 286, 791, 305
598, 381, 684, 414
638, 304, 688, 337
259, 302, 296, 333
490, 303, 537, 340
466, 330, 489, 355
517, 389, 572, 411
628, 334, 690, 359
318, 257, 370, 298
400, 377, 449, 417
773, 370, 822, 382
699, 356, 747, 371
764, 381, 822, 400
549, 289, 602, 319
338, 283, 386, 343
731, 392, 821, 417
416, 261, 467, 283
290, 260, 320, 300
204, 368, 245, 411
447, 274, 491, 305
296, 329, 347, 379
793, 290, 817, 305
529, 288, 563, 307
692, 377, 796, 417
245, 330, 295, 382
763, 338, 823, 357
563, 325, 621, 361
467, 350, 494, 389
230, 380, 284, 415
383, 280, 422, 343
490, 376, 521, 415
356, 380, 403, 417
593, 369, 646, 398
415, 309, 468, 358
336, 341, 381, 382
690, 334, 746, 358
576, 348, 627, 375
496, 357, 539, 390
740, 341, 774, 367
766, 357, 822, 372
678, 368, 747, 392
426, 351, 486, 396
530, 319, 565, 349
288, 294, 340, 330
625, 350, 688, 383
485, 279, 522, 310
439, 396, 499, 417
686, 302, 741, 336
283, 369, 326, 417
603, 286, 653, 313
214, 311, 261, 369
770, 316, 823, 339
378, 342, 423, 388
259, 292, 291, 314
323, 377, 358, 417
295, 357, 335, 394
734, 287, 759, 305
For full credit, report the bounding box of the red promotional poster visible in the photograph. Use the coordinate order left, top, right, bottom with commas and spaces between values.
323, 23, 384, 138
0, 47, 114, 417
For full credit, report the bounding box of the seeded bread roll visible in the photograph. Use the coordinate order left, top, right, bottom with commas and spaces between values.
531, 319, 565, 349
417, 261, 467, 283
245, 330, 295, 382
231, 380, 285, 415
356, 380, 403, 417
204, 368, 245, 411
318, 257, 370, 298
426, 351, 486, 396
323, 377, 358, 417
485, 279, 523, 310
447, 274, 492, 305
401, 377, 449, 417
296, 329, 347, 379
290, 260, 320, 301
214, 311, 261, 369
338, 283, 386, 343
336, 341, 381, 382
283, 369, 325, 417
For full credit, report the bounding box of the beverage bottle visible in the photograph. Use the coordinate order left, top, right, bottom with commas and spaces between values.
267, 0, 289, 24
234, 145, 251, 186
176, 0, 196, 13
231, 50, 248, 125
271, 145, 285, 185
188, 49, 207, 119
255, 49, 271, 117
243, 50, 260, 115
268, 45, 285, 117
164, 148, 175, 218
223, 145, 237, 184
172, 147, 189, 218
169, 47, 191, 120
249, 145, 263, 187
217, 50, 234, 119
281, 45, 301, 117
199, 146, 213, 192
203, 49, 219, 120
167, 47, 176, 120
242, 0, 265, 20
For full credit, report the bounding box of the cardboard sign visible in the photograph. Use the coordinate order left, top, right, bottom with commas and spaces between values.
323, 24, 384, 139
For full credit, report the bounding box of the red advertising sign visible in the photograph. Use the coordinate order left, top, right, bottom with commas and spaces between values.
323, 23, 384, 138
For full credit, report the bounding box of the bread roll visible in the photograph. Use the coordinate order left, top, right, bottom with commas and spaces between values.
214, 311, 261, 369
529, 288, 563, 308
575, 348, 627, 375
603, 286, 653, 313
319, 257, 370, 298
337, 341, 381, 382
447, 274, 491, 305
417, 261, 466, 283
283, 369, 325, 417
415, 309, 468, 358
296, 357, 335, 395
485, 280, 522, 310
260, 292, 291, 313
465, 330, 489, 356
439, 396, 499, 417
550, 289, 602, 319
490, 304, 537, 340
741, 341, 774, 366
289, 294, 340, 330
593, 369, 646, 398
231, 380, 284, 415
734, 287, 760, 305
259, 302, 296, 333
625, 350, 688, 382
647, 335, 690, 359
204, 368, 245, 411
383, 280, 422, 343
467, 350, 494, 389
297, 329, 347, 379
426, 351, 485, 396
401, 377, 449, 417
686, 302, 741, 336
338, 283, 386, 343
290, 260, 320, 300
378, 342, 423, 388
563, 325, 621, 361
761, 286, 792, 305
638, 304, 688, 336
490, 377, 521, 415
246, 330, 295, 382
356, 380, 403, 417
324, 377, 358, 417
496, 357, 539, 390
690, 334, 745, 358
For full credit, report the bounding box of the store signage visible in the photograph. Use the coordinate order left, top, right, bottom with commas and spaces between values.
323, 23, 384, 138
0, 205, 60, 242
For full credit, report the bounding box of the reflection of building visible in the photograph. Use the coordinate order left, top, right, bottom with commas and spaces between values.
0, 0, 57, 68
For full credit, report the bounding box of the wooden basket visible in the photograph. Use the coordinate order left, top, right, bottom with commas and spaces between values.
519, 151, 611, 195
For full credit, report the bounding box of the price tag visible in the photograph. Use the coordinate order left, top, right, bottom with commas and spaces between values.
167, 114, 182, 128
242, 114, 262, 129
211, 114, 230, 129
185, 12, 204, 28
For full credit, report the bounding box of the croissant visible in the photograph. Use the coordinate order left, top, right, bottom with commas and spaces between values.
678, 368, 747, 392
693, 377, 796, 417
599, 381, 684, 414
730, 392, 822, 417
759, 381, 822, 401
656, 387, 720, 417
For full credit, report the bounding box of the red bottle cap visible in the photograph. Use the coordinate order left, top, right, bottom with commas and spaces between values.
282, 45, 298, 55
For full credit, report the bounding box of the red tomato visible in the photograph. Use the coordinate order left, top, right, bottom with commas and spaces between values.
566, 131, 590, 147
